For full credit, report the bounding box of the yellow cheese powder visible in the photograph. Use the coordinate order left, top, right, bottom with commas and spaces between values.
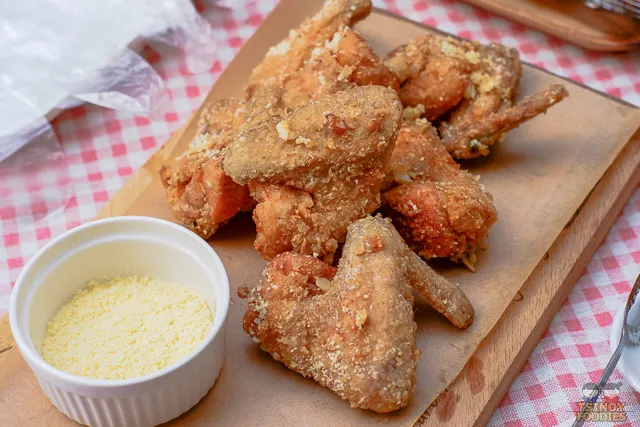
41, 276, 213, 380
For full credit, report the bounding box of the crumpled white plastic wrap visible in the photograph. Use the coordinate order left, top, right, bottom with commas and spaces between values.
0, 0, 217, 225
0, 0, 216, 160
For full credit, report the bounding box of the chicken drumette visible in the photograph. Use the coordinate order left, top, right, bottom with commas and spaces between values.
160, 99, 253, 238
243, 215, 474, 412
383, 112, 497, 270
223, 85, 403, 262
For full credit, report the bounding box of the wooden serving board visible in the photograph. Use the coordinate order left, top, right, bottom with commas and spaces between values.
461, 0, 640, 52
1, 2, 640, 427
417, 130, 640, 426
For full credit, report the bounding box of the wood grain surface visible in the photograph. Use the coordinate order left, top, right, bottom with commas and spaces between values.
418, 130, 640, 426
462, 0, 640, 52
0, 316, 14, 366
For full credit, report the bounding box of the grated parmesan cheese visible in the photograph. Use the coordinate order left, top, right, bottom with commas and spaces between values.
41, 276, 213, 380
325, 31, 342, 51
470, 71, 497, 94
276, 120, 291, 140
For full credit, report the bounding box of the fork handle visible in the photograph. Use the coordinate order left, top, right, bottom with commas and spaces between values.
572, 340, 624, 427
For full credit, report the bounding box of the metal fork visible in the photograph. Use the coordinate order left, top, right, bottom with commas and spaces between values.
572, 273, 640, 427
585, 0, 640, 19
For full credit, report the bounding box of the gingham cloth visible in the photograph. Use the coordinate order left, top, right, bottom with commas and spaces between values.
1, 1, 638, 425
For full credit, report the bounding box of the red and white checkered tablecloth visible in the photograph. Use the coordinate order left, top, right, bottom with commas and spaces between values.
1, 0, 639, 425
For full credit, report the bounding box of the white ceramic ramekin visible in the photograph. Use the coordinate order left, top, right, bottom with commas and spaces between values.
10, 216, 230, 427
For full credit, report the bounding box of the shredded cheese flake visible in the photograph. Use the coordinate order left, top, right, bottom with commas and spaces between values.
470, 71, 497, 94
276, 121, 291, 140
315, 277, 331, 292
402, 105, 425, 122
325, 31, 342, 51
41, 276, 213, 380
267, 39, 291, 56
440, 40, 480, 64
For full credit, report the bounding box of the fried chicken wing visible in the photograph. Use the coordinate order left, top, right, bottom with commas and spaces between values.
440, 83, 569, 158
382, 115, 497, 270
247, 0, 398, 108
281, 26, 400, 109
161, 99, 253, 238
384, 34, 568, 158
243, 216, 474, 412
384, 35, 520, 121
384, 35, 476, 120
223, 85, 403, 261
246, 0, 371, 98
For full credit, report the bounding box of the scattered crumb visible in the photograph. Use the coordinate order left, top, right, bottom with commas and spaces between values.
238, 286, 250, 299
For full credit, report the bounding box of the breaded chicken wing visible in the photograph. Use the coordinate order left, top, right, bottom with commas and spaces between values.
161, 99, 253, 238
384, 35, 477, 120
243, 216, 474, 412
247, 0, 398, 108
440, 83, 569, 158
280, 26, 399, 109
223, 85, 403, 261
440, 43, 520, 130
246, 0, 371, 97
384, 34, 568, 159
382, 115, 497, 270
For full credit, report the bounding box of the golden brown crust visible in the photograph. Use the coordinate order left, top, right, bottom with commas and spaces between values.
384, 35, 568, 159
336, 28, 399, 90
449, 43, 522, 124
223, 85, 403, 261
243, 216, 474, 412
247, 0, 397, 109
441, 84, 569, 158
382, 118, 497, 269
281, 26, 400, 109
384, 35, 521, 123
160, 99, 252, 238
246, 0, 373, 100
384, 35, 477, 120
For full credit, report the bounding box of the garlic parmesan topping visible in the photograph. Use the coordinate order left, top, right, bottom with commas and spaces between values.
42, 276, 213, 380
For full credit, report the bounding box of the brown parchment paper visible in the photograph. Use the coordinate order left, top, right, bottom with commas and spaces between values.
1, 2, 640, 426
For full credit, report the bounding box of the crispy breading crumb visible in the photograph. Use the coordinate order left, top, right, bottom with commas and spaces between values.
355, 309, 368, 328
295, 136, 311, 145
470, 71, 497, 94
326, 31, 342, 51
238, 286, 250, 299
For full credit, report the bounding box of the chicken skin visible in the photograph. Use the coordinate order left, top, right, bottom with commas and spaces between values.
384, 35, 477, 120
385, 34, 568, 158
243, 216, 474, 412
223, 85, 403, 262
440, 83, 569, 158
247, 0, 398, 108
160, 99, 252, 238
383, 115, 497, 270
